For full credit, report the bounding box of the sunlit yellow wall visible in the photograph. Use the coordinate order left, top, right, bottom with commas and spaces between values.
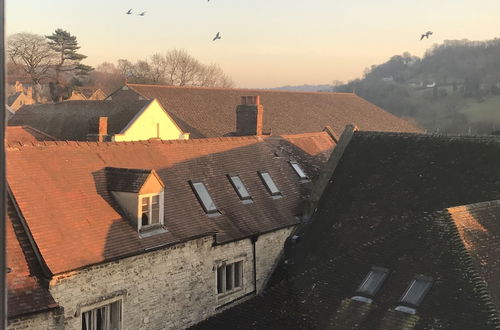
113, 99, 188, 141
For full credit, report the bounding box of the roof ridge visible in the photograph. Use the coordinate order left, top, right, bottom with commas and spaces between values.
127, 83, 356, 96
447, 199, 500, 212
356, 130, 500, 141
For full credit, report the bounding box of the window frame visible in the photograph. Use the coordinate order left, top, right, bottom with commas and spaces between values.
227, 174, 252, 202
80, 297, 123, 330
355, 266, 389, 298
137, 191, 164, 231
258, 171, 282, 197
216, 260, 244, 296
398, 275, 434, 308
289, 160, 309, 181
189, 180, 219, 215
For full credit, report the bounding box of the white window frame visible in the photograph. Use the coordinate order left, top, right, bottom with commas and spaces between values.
216, 260, 244, 296
137, 191, 164, 231
80, 297, 123, 330
258, 171, 281, 197
289, 160, 309, 181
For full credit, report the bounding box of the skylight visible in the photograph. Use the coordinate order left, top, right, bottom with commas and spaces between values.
258, 171, 281, 196
398, 275, 433, 307
290, 161, 308, 180
228, 175, 252, 201
190, 181, 218, 214
356, 266, 389, 298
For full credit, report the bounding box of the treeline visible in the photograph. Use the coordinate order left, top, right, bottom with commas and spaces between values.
335, 39, 500, 134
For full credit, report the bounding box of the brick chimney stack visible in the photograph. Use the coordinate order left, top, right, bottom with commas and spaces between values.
98, 117, 108, 142
235, 96, 263, 136
27, 87, 33, 98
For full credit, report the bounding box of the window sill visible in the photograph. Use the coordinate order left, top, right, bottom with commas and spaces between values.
139, 225, 167, 238
217, 286, 244, 299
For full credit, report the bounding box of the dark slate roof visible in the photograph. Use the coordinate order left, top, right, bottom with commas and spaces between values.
106, 84, 422, 138
6, 132, 334, 275
192, 132, 500, 330
7, 199, 58, 318
7, 92, 22, 106
6, 126, 56, 145
8, 99, 150, 140
105, 167, 155, 193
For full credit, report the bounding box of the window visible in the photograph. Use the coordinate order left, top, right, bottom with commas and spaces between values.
356, 266, 389, 297
290, 161, 309, 180
217, 261, 243, 294
140, 193, 161, 227
258, 171, 281, 196
228, 175, 252, 201
82, 300, 121, 330
398, 275, 433, 307
190, 181, 218, 214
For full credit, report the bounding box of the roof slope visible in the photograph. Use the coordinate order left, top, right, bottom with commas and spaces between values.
107, 84, 421, 138
192, 132, 500, 329
6, 132, 334, 275
7, 199, 58, 318
8, 100, 150, 140
193, 204, 500, 330
6, 126, 56, 145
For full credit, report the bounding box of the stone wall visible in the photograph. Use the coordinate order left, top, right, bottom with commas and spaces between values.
8, 308, 63, 330
46, 226, 293, 330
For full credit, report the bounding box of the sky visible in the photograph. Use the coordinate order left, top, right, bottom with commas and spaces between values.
6, 0, 500, 88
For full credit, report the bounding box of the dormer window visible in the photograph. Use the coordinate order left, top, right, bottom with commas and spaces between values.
395, 275, 433, 314
106, 167, 165, 234
289, 161, 309, 181
258, 171, 281, 197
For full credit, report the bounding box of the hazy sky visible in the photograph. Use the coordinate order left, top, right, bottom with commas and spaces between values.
6, 0, 500, 88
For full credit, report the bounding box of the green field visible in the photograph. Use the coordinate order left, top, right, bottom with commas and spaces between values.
460, 95, 500, 123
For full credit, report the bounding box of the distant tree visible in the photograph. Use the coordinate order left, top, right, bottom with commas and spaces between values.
46, 29, 93, 83
7, 32, 56, 84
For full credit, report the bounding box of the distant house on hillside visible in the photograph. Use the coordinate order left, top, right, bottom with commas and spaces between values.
65, 90, 87, 101
79, 87, 108, 100
106, 84, 422, 139
7, 81, 35, 111
9, 99, 189, 142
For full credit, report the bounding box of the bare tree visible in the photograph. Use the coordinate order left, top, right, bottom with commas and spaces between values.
7, 32, 56, 84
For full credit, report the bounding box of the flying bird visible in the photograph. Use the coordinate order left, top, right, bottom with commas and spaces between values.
138, 11, 146, 16
213, 32, 221, 41
126, 9, 132, 15
420, 31, 433, 40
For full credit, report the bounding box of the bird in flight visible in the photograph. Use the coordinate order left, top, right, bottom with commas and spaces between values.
126, 9, 132, 15
420, 31, 433, 40
213, 32, 221, 41
138, 11, 146, 16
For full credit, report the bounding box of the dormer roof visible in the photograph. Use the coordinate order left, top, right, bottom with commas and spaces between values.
105, 167, 164, 193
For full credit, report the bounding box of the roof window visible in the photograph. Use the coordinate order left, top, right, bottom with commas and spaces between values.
190, 181, 218, 214
228, 175, 252, 202
352, 266, 389, 304
289, 161, 309, 181
395, 275, 433, 314
258, 171, 281, 197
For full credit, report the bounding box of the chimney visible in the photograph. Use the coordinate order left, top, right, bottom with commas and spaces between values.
98, 117, 108, 142
15, 81, 23, 92
27, 87, 33, 98
235, 96, 263, 136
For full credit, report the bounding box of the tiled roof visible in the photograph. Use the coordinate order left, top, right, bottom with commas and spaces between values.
6, 132, 335, 275
106, 84, 422, 138
6, 126, 56, 145
192, 132, 500, 329
8, 99, 150, 140
7, 199, 58, 318
105, 167, 155, 193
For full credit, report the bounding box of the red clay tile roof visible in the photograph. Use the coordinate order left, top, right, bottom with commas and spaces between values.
7, 199, 58, 318
105, 167, 157, 193
106, 84, 422, 138
6, 133, 334, 275
8, 100, 150, 141
6, 126, 56, 145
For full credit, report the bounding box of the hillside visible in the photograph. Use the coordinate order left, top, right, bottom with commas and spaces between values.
335, 38, 500, 134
